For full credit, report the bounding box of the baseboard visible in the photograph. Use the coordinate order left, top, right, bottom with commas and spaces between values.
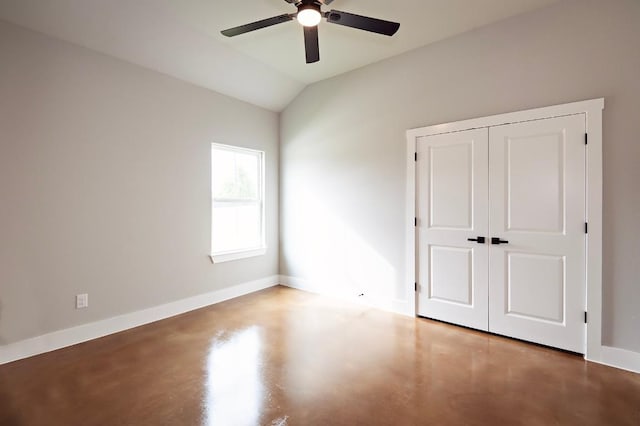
0, 275, 280, 365
594, 346, 640, 374
279, 275, 412, 317
279, 275, 322, 294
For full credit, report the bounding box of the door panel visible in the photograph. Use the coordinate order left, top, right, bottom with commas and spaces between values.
507, 252, 565, 323
488, 114, 585, 353
417, 128, 489, 331
430, 143, 473, 229
429, 246, 473, 305
507, 133, 564, 233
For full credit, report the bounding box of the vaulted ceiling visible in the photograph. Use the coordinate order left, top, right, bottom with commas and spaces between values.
0, 0, 560, 111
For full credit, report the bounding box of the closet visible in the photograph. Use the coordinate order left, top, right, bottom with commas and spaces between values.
414, 113, 586, 353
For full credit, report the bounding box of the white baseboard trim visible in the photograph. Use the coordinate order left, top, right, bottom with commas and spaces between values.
279, 275, 412, 317
593, 345, 640, 374
279, 275, 322, 294
0, 275, 280, 365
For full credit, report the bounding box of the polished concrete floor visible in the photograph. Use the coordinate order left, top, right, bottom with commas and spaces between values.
1, 286, 639, 425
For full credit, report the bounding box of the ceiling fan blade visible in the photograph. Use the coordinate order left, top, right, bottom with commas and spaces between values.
325, 10, 400, 36
221, 14, 294, 37
304, 26, 320, 64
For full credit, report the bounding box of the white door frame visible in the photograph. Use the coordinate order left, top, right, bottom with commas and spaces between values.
405, 98, 604, 361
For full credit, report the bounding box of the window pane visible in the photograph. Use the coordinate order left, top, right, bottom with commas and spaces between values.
212, 204, 261, 253
212, 149, 258, 200
212, 149, 235, 198
235, 153, 258, 199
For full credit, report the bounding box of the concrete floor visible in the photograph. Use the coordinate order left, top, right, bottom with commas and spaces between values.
1, 286, 639, 425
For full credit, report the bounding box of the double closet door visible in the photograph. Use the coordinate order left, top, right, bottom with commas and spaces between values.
416, 114, 586, 353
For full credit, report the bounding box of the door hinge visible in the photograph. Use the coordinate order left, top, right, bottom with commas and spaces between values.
585, 222, 588, 234
414, 152, 417, 162
415, 282, 418, 292
584, 311, 588, 323
585, 133, 588, 145
415, 217, 417, 227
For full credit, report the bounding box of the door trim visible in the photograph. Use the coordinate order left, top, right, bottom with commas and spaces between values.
405, 98, 604, 362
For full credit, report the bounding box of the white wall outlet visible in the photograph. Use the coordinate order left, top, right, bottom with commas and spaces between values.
76, 293, 89, 309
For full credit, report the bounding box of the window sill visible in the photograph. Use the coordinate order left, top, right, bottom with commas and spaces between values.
210, 247, 267, 264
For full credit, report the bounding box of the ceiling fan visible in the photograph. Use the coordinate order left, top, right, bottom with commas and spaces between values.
221, 0, 400, 64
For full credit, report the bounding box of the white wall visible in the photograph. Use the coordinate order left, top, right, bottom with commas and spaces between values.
0, 20, 279, 345
280, 0, 640, 353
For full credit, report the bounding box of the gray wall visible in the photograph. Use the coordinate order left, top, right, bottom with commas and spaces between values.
281, 0, 640, 353
0, 20, 279, 344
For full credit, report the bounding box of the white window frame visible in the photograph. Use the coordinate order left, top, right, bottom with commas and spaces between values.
210, 143, 266, 263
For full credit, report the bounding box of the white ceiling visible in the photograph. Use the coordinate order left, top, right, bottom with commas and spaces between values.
0, 0, 560, 111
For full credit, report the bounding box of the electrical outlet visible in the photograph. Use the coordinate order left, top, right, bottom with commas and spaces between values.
76, 293, 89, 309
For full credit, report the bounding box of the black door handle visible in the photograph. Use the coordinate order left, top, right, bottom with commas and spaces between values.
491, 237, 509, 245
467, 236, 485, 244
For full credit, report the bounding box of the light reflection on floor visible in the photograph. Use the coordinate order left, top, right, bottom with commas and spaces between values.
204, 326, 263, 426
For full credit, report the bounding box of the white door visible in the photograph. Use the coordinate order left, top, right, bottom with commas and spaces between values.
488, 114, 586, 353
416, 128, 489, 331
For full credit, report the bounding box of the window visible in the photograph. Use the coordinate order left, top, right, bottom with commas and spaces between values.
211, 143, 265, 263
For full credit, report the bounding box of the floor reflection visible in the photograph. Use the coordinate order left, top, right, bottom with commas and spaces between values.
204, 326, 263, 426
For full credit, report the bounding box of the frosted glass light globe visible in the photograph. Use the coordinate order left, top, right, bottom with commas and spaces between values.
297, 9, 321, 27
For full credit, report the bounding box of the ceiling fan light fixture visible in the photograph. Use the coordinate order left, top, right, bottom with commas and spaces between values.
221, 0, 401, 64
297, 5, 322, 27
